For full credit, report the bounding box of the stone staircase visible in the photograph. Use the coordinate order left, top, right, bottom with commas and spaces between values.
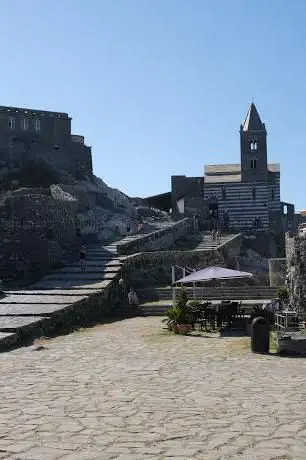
0, 238, 129, 347
173, 231, 237, 251
138, 285, 280, 316
0, 224, 184, 348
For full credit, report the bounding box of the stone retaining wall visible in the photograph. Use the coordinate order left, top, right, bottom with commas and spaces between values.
0, 192, 78, 280
285, 232, 306, 317
117, 218, 194, 255
123, 249, 225, 286
0, 273, 124, 351
268, 258, 287, 287
123, 233, 243, 287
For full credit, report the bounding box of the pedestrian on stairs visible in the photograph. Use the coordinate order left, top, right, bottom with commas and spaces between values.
79, 245, 87, 271
212, 228, 216, 241
216, 229, 221, 244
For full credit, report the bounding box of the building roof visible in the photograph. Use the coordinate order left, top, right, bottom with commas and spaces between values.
0, 105, 68, 119
205, 164, 241, 175
242, 103, 264, 131
204, 163, 280, 184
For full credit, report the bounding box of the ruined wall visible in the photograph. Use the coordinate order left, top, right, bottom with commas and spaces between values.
285, 232, 306, 317
123, 248, 226, 286
123, 233, 243, 287
0, 192, 78, 280
268, 258, 287, 287
117, 218, 194, 255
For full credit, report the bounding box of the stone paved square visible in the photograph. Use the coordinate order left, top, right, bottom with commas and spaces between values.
0, 317, 305, 459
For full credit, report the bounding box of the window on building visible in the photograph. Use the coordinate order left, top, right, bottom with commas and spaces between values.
252, 187, 256, 200
222, 186, 226, 200
250, 158, 257, 169
250, 139, 258, 151
8, 117, 15, 130
34, 119, 41, 132
21, 118, 29, 130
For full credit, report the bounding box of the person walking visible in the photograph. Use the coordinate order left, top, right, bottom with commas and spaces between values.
128, 287, 140, 314
216, 229, 221, 244
79, 245, 87, 271
212, 228, 216, 241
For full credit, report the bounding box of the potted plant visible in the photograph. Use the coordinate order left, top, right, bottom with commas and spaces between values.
175, 306, 192, 335
162, 306, 178, 332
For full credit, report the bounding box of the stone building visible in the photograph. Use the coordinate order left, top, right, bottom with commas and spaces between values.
172, 103, 294, 234
0, 105, 92, 179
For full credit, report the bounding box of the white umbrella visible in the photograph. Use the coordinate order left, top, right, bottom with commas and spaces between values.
176, 266, 253, 284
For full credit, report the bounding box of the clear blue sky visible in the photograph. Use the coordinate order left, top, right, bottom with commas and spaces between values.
1, 1, 305, 209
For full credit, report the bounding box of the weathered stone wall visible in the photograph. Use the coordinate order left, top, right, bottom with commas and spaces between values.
268, 258, 287, 287
0, 192, 78, 280
285, 232, 306, 317
123, 233, 243, 287
117, 218, 194, 255
123, 249, 226, 287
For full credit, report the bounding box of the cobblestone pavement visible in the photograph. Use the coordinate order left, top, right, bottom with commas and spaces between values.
0, 317, 305, 460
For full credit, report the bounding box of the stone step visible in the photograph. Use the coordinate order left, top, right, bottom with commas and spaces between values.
0, 303, 73, 317
53, 266, 121, 274
0, 315, 45, 332
139, 299, 270, 316
84, 255, 116, 260
43, 271, 119, 281
67, 260, 122, 268
4, 290, 94, 296
0, 294, 87, 304
30, 279, 112, 290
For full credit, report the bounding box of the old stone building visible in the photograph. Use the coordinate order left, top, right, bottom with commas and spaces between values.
0, 105, 92, 179
172, 104, 293, 232
171, 104, 294, 236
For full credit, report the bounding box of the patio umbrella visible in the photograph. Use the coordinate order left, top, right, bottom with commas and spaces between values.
175, 266, 253, 284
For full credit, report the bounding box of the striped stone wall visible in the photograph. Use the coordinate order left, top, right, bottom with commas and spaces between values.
204, 180, 281, 231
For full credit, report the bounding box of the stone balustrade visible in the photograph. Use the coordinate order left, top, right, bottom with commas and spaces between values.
116, 218, 194, 255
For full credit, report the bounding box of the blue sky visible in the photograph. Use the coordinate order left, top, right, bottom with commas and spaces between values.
1, 1, 306, 209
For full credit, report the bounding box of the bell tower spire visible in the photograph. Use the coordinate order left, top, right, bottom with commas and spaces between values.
240, 103, 268, 182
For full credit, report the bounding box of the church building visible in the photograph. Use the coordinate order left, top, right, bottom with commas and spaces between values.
171, 103, 294, 233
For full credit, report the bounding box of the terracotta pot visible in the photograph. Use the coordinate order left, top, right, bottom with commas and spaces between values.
177, 323, 191, 335
172, 323, 179, 334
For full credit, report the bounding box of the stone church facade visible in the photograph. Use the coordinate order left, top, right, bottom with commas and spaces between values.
172, 103, 293, 235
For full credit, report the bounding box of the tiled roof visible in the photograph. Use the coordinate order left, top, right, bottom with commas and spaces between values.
205, 164, 240, 174
204, 163, 280, 184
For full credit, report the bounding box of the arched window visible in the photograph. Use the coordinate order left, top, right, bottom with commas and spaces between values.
250, 139, 258, 151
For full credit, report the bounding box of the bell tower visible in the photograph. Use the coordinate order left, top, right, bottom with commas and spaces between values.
240, 103, 268, 182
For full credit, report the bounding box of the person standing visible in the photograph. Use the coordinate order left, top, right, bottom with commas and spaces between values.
128, 288, 139, 314
79, 245, 87, 271
216, 229, 221, 244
